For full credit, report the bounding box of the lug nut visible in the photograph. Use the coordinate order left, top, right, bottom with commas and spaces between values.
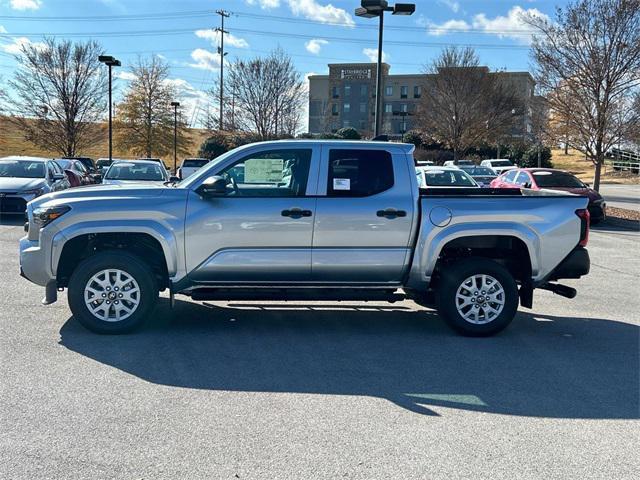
471, 298, 475, 303
101, 293, 106, 298
106, 300, 110, 304
114, 300, 119, 304
114, 287, 119, 291
118, 293, 123, 298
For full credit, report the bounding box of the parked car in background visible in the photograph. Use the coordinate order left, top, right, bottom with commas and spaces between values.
416, 166, 479, 188
102, 160, 171, 187
0, 156, 69, 215
55, 158, 97, 187
443, 160, 475, 167
480, 159, 517, 175
64, 156, 95, 173
456, 165, 498, 188
415, 160, 434, 167
178, 158, 211, 179
491, 168, 607, 223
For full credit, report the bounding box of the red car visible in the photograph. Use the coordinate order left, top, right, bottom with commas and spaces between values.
490, 168, 607, 223
55, 158, 97, 188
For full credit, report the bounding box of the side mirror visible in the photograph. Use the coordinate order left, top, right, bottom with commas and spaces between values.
169, 176, 180, 183
52, 173, 65, 181
523, 182, 532, 189
584, 182, 590, 187
196, 175, 227, 198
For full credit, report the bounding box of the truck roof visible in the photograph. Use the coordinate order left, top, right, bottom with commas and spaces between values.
240, 139, 416, 154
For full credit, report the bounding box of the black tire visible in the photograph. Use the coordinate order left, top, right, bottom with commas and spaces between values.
436, 258, 519, 336
68, 251, 158, 334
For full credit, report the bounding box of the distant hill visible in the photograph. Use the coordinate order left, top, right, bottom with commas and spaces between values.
0, 116, 211, 164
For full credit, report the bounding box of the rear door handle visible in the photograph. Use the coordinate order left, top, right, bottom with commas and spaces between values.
282, 208, 312, 218
377, 208, 407, 218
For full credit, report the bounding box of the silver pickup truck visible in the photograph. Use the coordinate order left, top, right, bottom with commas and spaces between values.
19, 140, 591, 336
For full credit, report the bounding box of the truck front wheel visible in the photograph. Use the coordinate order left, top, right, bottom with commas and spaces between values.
67, 251, 158, 334
436, 258, 519, 336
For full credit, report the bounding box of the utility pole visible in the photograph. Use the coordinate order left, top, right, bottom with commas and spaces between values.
215, 10, 230, 131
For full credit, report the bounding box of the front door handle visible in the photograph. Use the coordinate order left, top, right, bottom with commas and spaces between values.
377, 208, 407, 218
282, 208, 312, 218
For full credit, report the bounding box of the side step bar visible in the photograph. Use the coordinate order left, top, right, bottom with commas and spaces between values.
189, 288, 406, 303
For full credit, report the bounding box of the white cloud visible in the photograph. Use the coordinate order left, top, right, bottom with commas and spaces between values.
425, 6, 549, 43
114, 71, 136, 81
188, 48, 220, 71
9, 0, 42, 10
287, 0, 354, 27
425, 19, 471, 36
305, 39, 328, 55
245, 0, 280, 8
1, 36, 46, 54
163, 77, 210, 125
438, 0, 459, 13
194, 29, 249, 49
363, 48, 389, 63
472, 6, 549, 42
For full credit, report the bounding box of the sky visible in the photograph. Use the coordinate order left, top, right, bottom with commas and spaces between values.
0, 0, 566, 127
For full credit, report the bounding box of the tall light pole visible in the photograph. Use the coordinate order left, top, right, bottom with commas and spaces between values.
216, 10, 230, 131
355, 1, 415, 137
98, 55, 121, 163
170, 101, 180, 174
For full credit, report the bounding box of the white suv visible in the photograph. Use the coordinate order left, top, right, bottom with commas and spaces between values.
480, 159, 517, 175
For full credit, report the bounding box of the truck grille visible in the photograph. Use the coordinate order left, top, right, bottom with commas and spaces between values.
0, 197, 27, 214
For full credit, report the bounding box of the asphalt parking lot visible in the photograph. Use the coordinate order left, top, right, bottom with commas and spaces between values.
0, 219, 638, 479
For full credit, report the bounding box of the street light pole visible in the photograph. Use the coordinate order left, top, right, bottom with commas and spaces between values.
355, 1, 415, 138
98, 55, 121, 163
216, 10, 230, 131
374, 10, 384, 137
171, 101, 180, 174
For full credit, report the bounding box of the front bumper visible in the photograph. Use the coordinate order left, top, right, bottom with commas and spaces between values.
19, 235, 55, 287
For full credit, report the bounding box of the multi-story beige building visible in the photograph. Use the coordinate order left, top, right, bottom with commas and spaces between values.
308, 63, 536, 139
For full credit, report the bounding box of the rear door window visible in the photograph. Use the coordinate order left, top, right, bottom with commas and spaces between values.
514, 171, 531, 186
503, 170, 518, 183
327, 149, 394, 197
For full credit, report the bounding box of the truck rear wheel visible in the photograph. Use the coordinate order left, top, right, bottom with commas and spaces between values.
68, 251, 158, 334
436, 258, 519, 336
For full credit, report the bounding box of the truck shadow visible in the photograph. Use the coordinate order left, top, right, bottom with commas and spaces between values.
59, 298, 639, 419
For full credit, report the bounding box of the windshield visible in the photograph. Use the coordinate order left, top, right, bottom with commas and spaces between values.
55, 160, 72, 170
459, 166, 497, 176
422, 169, 477, 187
105, 163, 166, 181
533, 171, 585, 188
183, 159, 209, 168
0, 160, 46, 178
491, 160, 513, 167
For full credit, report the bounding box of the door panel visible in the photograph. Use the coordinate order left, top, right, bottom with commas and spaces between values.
185, 146, 319, 284
312, 148, 415, 283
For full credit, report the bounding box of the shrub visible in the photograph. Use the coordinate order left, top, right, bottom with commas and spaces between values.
403, 130, 423, 148
336, 127, 361, 140
198, 132, 230, 159
519, 146, 553, 168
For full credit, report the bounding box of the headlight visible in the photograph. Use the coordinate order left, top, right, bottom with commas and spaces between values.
21, 187, 45, 197
32, 205, 71, 228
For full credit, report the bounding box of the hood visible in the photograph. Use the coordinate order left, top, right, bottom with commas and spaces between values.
0, 177, 47, 192
102, 179, 168, 187
29, 182, 169, 210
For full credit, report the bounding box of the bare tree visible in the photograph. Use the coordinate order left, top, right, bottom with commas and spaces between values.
417, 47, 521, 161
116, 57, 189, 158
7, 38, 107, 157
226, 49, 305, 139
525, 0, 640, 191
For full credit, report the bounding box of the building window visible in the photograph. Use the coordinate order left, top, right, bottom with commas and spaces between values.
344, 103, 350, 113
385, 86, 393, 96
332, 86, 339, 98
343, 120, 350, 128
400, 86, 408, 98
359, 120, 366, 130
332, 104, 339, 115
360, 85, 368, 96
384, 103, 393, 113
400, 104, 408, 113
359, 102, 367, 113
344, 84, 351, 96
414, 86, 422, 98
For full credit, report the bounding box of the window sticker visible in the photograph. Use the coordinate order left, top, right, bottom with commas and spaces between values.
244, 159, 284, 183
333, 178, 351, 190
